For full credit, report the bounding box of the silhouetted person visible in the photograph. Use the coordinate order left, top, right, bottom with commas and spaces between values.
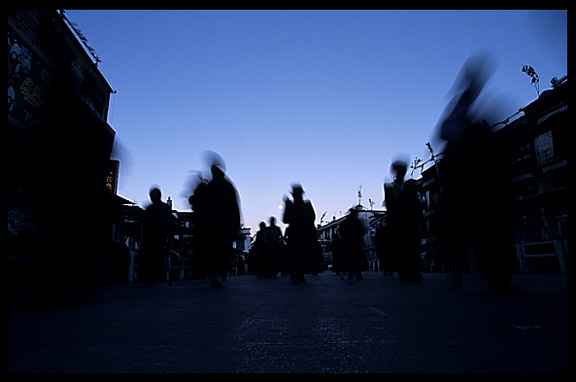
262, 216, 283, 279
339, 208, 368, 281
252, 221, 268, 277
282, 184, 317, 284
436, 53, 520, 295
374, 220, 394, 277
384, 160, 422, 283
188, 174, 209, 279
190, 159, 241, 288
330, 232, 345, 278
141, 187, 173, 286
234, 252, 246, 275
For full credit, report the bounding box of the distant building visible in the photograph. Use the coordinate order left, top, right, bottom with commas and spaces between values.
236, 226, 252, 254
317, 205, 386, 271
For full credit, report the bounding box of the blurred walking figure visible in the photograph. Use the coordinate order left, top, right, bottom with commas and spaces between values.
338, 207, 368, 281
374, 220, 395, 277
436, 52, 520, 295
252, 217, 284, 279
282, 184, 318, 284
141, 186, 173, 286
187, 173, 209, 279
384, 160, 422, 283
329, 232, 344, 278
189, 153, 241, 288
251, 221, 268, 277
262, 216, 283, 278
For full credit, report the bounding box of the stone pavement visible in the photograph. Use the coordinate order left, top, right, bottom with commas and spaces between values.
8, 272, 567, 373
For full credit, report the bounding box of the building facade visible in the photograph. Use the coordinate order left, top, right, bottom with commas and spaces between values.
8, 10, 119, 290
317, 205, 386, 271
418, 78, 568, 273
498, 78, 568, 273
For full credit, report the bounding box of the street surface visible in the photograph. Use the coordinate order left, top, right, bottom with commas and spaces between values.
8, 272, 567, 373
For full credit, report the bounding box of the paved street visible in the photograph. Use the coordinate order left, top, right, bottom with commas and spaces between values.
8, 272, 567, 373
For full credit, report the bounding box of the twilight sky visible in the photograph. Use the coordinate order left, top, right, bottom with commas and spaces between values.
65, 9, 567, 232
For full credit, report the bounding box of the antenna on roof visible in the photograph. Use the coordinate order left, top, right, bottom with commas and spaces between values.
319, 211, 327, 224
59, 10, 102, 66
522, 65, 540, 97
551, 75, 567, 88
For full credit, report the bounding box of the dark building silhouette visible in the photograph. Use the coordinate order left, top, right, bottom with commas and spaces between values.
317, 206, 386, 272
418, 78, 568, 275
8, 10, 120, 299
499, 78, 568, 273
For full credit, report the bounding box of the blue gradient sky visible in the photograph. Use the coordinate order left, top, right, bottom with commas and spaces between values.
65, 10, 567, 232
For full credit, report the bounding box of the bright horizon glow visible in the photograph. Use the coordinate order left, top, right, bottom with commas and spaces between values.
65, 10, 567, 232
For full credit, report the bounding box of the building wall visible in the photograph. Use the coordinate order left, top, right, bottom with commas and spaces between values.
8, 10, 116, 200
317, 206, 386, 270
8, 10, 118, 290
499, 81, 568, 273
417, 80, 568, 273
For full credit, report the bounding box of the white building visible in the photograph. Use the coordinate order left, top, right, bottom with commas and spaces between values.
316, 205, 386, 271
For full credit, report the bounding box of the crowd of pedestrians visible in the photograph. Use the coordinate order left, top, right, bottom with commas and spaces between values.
139, 54, 522, 295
